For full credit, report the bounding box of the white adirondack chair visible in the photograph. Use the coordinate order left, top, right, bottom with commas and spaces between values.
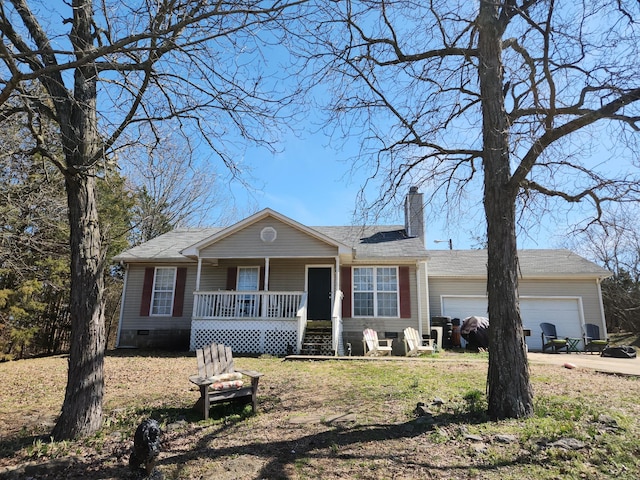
362, 328, 393, 356
403, 327, 435, 356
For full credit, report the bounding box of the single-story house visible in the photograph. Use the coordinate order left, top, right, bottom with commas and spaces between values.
113, 187, 610, 355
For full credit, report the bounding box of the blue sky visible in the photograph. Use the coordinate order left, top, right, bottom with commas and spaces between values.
225, 131, 567, 252
221, 121, 635, 252
199, 21, 635, 253
31, 0, 634, 252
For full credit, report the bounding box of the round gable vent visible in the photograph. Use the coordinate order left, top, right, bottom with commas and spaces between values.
260, 226, 277, 243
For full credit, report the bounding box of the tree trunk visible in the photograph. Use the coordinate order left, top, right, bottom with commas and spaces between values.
477, 1, 534, 420
52, 0, 106, 438
52, 172, 105, 440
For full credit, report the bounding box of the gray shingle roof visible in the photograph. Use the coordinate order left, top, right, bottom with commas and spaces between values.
113, 223, 608, 280
426, 249, 610, 278
313, 225, 429, 259
113, 224, 428, 262
113, 228, 222, 262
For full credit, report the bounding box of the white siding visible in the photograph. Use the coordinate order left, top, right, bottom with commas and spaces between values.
271, 259, 315, 290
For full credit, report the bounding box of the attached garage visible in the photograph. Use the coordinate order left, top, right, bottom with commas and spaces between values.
441, 295, 585, 351
427, 250, 609, 354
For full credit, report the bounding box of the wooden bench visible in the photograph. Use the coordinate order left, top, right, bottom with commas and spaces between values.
189, 343, 264, 420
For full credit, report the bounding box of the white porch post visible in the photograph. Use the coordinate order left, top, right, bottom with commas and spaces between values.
262, 257, 270, 319
422, 260, 430, 337
196, 258, 202, 291
333, 255, 342, 356
335, 256, 340, 299
416, 261, 423, 337
194, 257, 203, 318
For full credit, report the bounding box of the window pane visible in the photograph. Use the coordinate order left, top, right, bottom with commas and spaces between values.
353, 268, 373, 291
354, 292, 374, 316
377, 292, 398, 317
155, 268, 175, 290
152, 292, 173, 315
376, 268, 397, 292
352, 267, 400, 317
237, 267, 259, 291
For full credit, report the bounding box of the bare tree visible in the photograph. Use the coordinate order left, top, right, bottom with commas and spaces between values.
297, 1, 640, 418
123, 130, 233, 245
0, 0, 304, 439
568, 209, 640, 333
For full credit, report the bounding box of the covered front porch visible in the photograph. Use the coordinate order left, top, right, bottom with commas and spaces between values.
190, 268, 344, 355
190, 290, 302, 352
181, 211, 353, 355
190, 290, 344, 355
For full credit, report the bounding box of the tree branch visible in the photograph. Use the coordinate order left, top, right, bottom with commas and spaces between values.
511, 88, 640, 189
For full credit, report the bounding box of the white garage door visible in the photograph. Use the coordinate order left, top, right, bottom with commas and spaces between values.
440, 296, 488, 322
520, 298, 583, 351
441, 296, 583, 351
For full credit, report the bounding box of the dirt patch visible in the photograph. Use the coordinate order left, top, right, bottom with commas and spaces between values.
1, 351, 639, 479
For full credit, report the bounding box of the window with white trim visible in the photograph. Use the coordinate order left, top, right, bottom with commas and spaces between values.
151, 267, 176, 316
237, 266, 259, 291
353, 267, 399, 317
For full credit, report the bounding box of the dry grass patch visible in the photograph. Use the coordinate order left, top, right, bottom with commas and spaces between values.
0, 351, 639, 479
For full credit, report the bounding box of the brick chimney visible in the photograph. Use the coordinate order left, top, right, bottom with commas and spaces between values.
404, 186, 424, 239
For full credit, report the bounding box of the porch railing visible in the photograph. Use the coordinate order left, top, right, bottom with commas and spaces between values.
193, 291, 305, 320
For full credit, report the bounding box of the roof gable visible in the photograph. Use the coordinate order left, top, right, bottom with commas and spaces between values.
181, 208, 352, 257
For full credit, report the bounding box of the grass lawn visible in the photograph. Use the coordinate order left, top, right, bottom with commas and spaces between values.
0, 349, 639, 479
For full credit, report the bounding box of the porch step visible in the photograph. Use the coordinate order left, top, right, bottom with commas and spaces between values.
301, 342, 330, 355
307, 320, 332, 329
304, 333, 331, 341
301, 323, 333, 356
301, 343, 333, 356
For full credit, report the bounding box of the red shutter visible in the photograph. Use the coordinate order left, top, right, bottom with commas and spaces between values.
399, 266, 411, 319
140, 267, 155, 316
226, 267, 237, 290
172, 267, 187, 317
341, 266, 352, 318
259, 266, 265, 290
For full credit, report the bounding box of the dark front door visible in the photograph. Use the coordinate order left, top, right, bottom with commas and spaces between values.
307, 267, 332, 320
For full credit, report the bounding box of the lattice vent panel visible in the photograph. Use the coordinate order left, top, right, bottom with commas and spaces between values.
191, 328, 260, 353
264, 330, 298, 355
190, 320, 297, 355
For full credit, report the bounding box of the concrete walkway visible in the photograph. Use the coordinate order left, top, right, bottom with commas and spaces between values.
527, 351, 640, 376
